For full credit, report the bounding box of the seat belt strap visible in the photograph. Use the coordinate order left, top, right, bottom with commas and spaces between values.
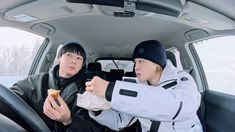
150, 121, 160, 132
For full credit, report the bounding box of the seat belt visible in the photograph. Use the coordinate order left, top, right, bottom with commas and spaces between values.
150, 121, 160, 132
48, 72, 56, 89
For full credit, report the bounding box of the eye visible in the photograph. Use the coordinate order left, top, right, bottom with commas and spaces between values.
77, 56, 83, 61
67, 53, 72, 57
134, 60, 142, 64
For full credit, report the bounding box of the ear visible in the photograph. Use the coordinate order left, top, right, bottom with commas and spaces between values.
155, 65, 162, 72
56, 57, 61, 64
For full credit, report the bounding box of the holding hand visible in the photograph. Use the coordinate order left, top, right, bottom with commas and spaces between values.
85, 76, 109, 98
43, 95, 71, 125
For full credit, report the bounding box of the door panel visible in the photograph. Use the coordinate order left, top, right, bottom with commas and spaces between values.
204, 90, 235, 132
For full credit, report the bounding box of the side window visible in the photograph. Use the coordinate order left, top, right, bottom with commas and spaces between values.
0, 27, 45, 87
192, 36, 235, 95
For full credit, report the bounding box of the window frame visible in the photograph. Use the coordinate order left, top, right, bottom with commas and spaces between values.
188, 35, 235, 95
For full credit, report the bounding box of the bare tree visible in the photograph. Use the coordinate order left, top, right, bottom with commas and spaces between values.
0, 45, 31, 76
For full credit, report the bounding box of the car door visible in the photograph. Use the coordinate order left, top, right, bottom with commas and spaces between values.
190, 36, 235, 132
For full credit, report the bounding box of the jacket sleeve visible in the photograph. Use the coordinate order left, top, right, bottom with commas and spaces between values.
10, 73, 48, 105
10, 76, 36, 103
111, 72, 201, 122
89, 109, 137, 131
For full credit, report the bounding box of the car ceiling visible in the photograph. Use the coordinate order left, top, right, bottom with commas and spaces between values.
190, 0, 235, 21
1, 0, 235, 60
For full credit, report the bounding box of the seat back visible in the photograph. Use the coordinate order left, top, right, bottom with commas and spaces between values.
88, 62, 102, 72
107, 69, 124, 82
124, 71, 136, 77
166, 50, 177, 67
87, 62, 106, 80
166, 47, 183, 70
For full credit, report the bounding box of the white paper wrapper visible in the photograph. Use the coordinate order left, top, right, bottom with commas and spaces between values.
77, 91, 111, 111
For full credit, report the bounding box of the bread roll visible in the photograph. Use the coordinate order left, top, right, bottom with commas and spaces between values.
47, 89, 60, 99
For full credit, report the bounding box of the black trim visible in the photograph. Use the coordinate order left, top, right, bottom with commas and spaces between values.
105, 82, 115, 101
118, 113, 122, 123
119, 89, 138, 97
172, 122, 175, 130
123, 78, 137, 83
157, 79, 177, 86
162, 81, 177, 89
172, 101, 183, 120
66, 0, 182, 17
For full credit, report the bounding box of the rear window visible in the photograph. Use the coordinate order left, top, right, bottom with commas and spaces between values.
97, 59, 134, 72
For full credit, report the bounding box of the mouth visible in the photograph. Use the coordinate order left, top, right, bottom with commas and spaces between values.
68, 66, 75, 70
136, 73, 141, 76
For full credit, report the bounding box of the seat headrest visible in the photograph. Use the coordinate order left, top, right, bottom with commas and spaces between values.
166, 50, 177, 67
110, 69, 124, 74
88, 62, 102, 71
124, 71, 136, 77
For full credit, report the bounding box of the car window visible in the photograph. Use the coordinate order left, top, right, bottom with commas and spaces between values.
0, 27, 45, 87
97, 59, 134, 72
192, 36, 235, 95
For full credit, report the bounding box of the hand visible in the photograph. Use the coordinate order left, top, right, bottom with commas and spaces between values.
43, 95, 72, 125
85, 76, 109, 98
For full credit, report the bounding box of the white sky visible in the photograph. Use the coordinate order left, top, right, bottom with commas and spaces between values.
0, 27, 44, 49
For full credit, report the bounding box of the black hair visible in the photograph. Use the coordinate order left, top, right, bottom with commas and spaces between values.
58, 42, 86, 63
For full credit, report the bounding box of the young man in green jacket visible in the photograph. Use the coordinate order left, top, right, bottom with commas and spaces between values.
11, 42, 103, 132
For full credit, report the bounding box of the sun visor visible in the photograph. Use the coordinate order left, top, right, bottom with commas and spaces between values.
66, 0, 183, 17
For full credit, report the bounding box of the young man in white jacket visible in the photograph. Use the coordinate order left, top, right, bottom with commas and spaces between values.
86, 40, 203, 132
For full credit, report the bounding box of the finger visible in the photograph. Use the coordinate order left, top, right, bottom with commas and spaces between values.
85, 81, 92, 87
56, 95, 67, 107
43, 97, 56, 120
48, 95, 60, 109
51, 110, 61, 121
56, 96, 68, 113
44, 101, 61, 120
44, 97, 53, 111
50, 96, 70, 121
44, 110, 56, 120
91, 76, 101, 84
93, 76, 100, 80
86, 85, 94, 92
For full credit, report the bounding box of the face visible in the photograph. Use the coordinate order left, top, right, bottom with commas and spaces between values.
134, 58, 161, 83
58, 52, 83, 78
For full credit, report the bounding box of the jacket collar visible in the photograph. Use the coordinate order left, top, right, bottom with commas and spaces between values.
157, 60, 178, 85
49, 65, 86, 91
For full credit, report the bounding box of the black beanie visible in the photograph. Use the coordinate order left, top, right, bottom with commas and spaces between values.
132, 40, 166, 68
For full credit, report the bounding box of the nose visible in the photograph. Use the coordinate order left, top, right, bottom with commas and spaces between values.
71, 57, 77, 64
134, 63, 139, 71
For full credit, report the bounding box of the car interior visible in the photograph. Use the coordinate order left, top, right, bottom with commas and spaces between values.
0, 0, 235, 132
